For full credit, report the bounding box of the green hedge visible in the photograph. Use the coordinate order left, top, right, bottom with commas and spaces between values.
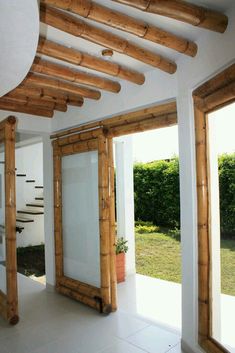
134, 154, 235, 236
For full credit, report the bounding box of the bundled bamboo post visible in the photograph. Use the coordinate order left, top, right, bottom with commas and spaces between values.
4, 116, 19, 325
52, 141, 63, 288
32, 57, 121, 93
40, 4, 177, 74
114, 0, 228, 33
58, 286, 101, 311
41, 0, 197, 57
108, 138, 117, 311
98, 134, 111, 313
37, 37, 145, 85
194, 104, 210, 341
22, 72, 101, 100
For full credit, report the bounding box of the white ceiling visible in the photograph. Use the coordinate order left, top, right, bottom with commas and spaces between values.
39, 0, 234, 76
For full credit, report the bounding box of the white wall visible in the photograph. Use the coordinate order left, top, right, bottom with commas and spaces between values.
0, 0, 39, 97
15, 142, 44, 248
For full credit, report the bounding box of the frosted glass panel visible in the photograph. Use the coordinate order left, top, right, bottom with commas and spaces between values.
62, 151, 100, 288
0, 145, 6, 293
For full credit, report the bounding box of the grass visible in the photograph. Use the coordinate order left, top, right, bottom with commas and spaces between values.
135, 230, 235, 296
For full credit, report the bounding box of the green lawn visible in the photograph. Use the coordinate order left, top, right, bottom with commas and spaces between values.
135, 231, 235, 296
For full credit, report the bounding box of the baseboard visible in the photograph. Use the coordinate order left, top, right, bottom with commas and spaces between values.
181, 339, 205, 353
46, 282, 55, 292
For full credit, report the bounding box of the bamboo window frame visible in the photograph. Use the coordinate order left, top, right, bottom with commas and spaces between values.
53, 129, 116, 314
0, 116, 18, 325
193, 63, 235, 353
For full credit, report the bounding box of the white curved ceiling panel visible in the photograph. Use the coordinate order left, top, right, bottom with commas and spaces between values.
0, 0, 39, 97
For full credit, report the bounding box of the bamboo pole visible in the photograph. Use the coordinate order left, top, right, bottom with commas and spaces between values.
98, 134, 111, 313
0, 101, 54, 118
194, 105, 210, 342
107, 112, 177, 137
108, 138, 117, 312
53, 141, 63, 288
8, 86, 84, 107
58, 285, 101, 311
22, 72, 101, 100
114, 0, 228, 33
59, 276, 101, 298
4, 116, 19, 325
32, 57, 121, 93
193, 64, 235, 99
37, 37, 145, 85
0, 96, 67, 113
50, 101, 177, 139
41, 0, 197, 57
40, 5, 177, 74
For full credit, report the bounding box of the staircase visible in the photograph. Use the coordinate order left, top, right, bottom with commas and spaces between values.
16, 174, 44, 235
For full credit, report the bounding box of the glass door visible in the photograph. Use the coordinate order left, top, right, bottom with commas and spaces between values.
53, 131, 117, 314
0, 116, 18, 325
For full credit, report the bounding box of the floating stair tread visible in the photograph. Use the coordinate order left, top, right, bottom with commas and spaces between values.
35, 186, 43, 189
16, 217, 34, 223
26, 203, 44, 208
35, 197, 44, 200
16, 174, 26, 177
26, 180, 36, 183
17, 209, 44, 215
16, 226, 24, 231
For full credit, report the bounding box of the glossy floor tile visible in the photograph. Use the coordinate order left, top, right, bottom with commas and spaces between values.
0, 273, 183, 353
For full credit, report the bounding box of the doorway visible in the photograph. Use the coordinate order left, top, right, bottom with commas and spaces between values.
114, 124, 182, 332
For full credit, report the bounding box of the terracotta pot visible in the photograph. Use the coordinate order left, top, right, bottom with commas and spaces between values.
116, 252, 126, 283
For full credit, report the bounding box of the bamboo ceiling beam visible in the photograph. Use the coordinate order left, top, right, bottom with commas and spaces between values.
40, 0, 197, 57
32, 56, 121, 93
38, 37, 145, 85
40, 4, 177, 74
114, 0, 228, 33
11, 86, 84, 107
2, 94, 67, 112
0, 100, 54, 118
21, 72, 101, 100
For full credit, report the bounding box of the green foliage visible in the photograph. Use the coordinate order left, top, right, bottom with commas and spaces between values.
115, 237, 128, 254
218, 154, 235, 236
134, 158, 180, 228
168, 227, 181, 241
135, 221, 160, 234
134, 154, 235, 237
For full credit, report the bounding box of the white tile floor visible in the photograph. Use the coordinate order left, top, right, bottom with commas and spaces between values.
0, 273, 183, 353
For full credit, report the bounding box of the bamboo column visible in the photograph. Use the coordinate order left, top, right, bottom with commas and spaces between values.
4, 116, 18, 325
52, 141, 63, 289
98, 134, 111, 313
194, 104, 210, 343
108, 138, 117, 312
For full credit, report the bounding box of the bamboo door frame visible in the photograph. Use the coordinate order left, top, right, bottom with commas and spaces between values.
0, 116, 18, 325
193, 63, 235, 353
53, 128, 116, 314
52, 101, 177, 314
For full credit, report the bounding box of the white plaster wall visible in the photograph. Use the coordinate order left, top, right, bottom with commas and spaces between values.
0, 0, 39, 97
15, 142, 44, 248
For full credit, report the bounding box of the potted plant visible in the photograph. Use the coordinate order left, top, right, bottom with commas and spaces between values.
115, 237, 128, 283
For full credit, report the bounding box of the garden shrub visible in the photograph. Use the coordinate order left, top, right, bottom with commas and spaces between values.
133, 154, 235, 237
135, 224, 160, 234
